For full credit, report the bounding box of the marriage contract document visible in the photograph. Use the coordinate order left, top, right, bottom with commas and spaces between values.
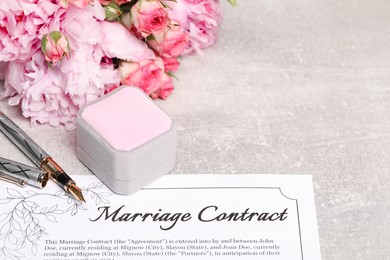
0, 174, 321, 259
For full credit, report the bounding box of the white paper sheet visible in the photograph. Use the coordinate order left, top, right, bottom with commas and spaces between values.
0, 174, 321, 259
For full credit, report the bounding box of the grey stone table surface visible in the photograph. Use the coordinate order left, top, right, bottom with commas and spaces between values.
1, 0, 390, 259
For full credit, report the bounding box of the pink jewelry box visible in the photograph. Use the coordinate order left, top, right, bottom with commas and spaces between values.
77, 86, 176, 195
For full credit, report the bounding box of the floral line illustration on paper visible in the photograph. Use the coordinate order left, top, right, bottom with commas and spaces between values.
0, 182, 111, 259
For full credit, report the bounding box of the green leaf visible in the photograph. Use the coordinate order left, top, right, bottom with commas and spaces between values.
226, 0, 237, 7
105, 10, 120, 21
166, 72, 178, 80
46, 61, 53, 68
119, 12, 132, 29
41, 36, 47, 53
161, 1, 170, 9
120, 0, 138, 13
104, 1, 122, 21
49, 31, 62, 44
146, 34, 156, 43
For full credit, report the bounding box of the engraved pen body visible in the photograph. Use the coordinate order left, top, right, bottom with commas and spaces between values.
0, 157, 48, 188
0, 112, 85, 202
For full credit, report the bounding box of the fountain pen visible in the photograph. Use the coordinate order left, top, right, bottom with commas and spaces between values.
0, 112, 85, 202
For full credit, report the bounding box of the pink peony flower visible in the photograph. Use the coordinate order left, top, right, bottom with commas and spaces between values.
0, 62, 7, 80
147, 21, 189, 58
59, 0, 94, 9
61, 3, 105, 49
58, 4, 121, 108
163, 0, 188, 28
130, 0, 170, 38
41, 31, 71, 65
1, 2, 121, 129
101, 56, 120, 94
100, 0, 131, 5
2, 47, 120, 129
3, 51, 79, 130
0, 0, 62, 62
119, 58, 167, 97
100, 20, 154, 61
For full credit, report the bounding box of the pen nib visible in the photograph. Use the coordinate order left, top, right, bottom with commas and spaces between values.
68, 184, 86, 203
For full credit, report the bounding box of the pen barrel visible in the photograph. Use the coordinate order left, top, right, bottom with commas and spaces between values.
0, 112, 49, 167
41, 157, 74, 189
0, 157, 49, 188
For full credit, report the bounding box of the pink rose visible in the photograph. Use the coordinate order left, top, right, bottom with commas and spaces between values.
41, 31, 70, 65
119, 58, 165, 96
130, 0, 169, 38
150, 73, 174, 99
60, 0, 94, 9
117, 0, 131, 4
148, 21, 189, 58
185, 0, 206, 3
100, 0, 112, 5
182, 0, 223, 54
161, 57, 179, 72
100, 0, 131, 6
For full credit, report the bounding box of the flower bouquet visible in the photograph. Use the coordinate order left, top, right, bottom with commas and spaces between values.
0, 0, 235, 130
